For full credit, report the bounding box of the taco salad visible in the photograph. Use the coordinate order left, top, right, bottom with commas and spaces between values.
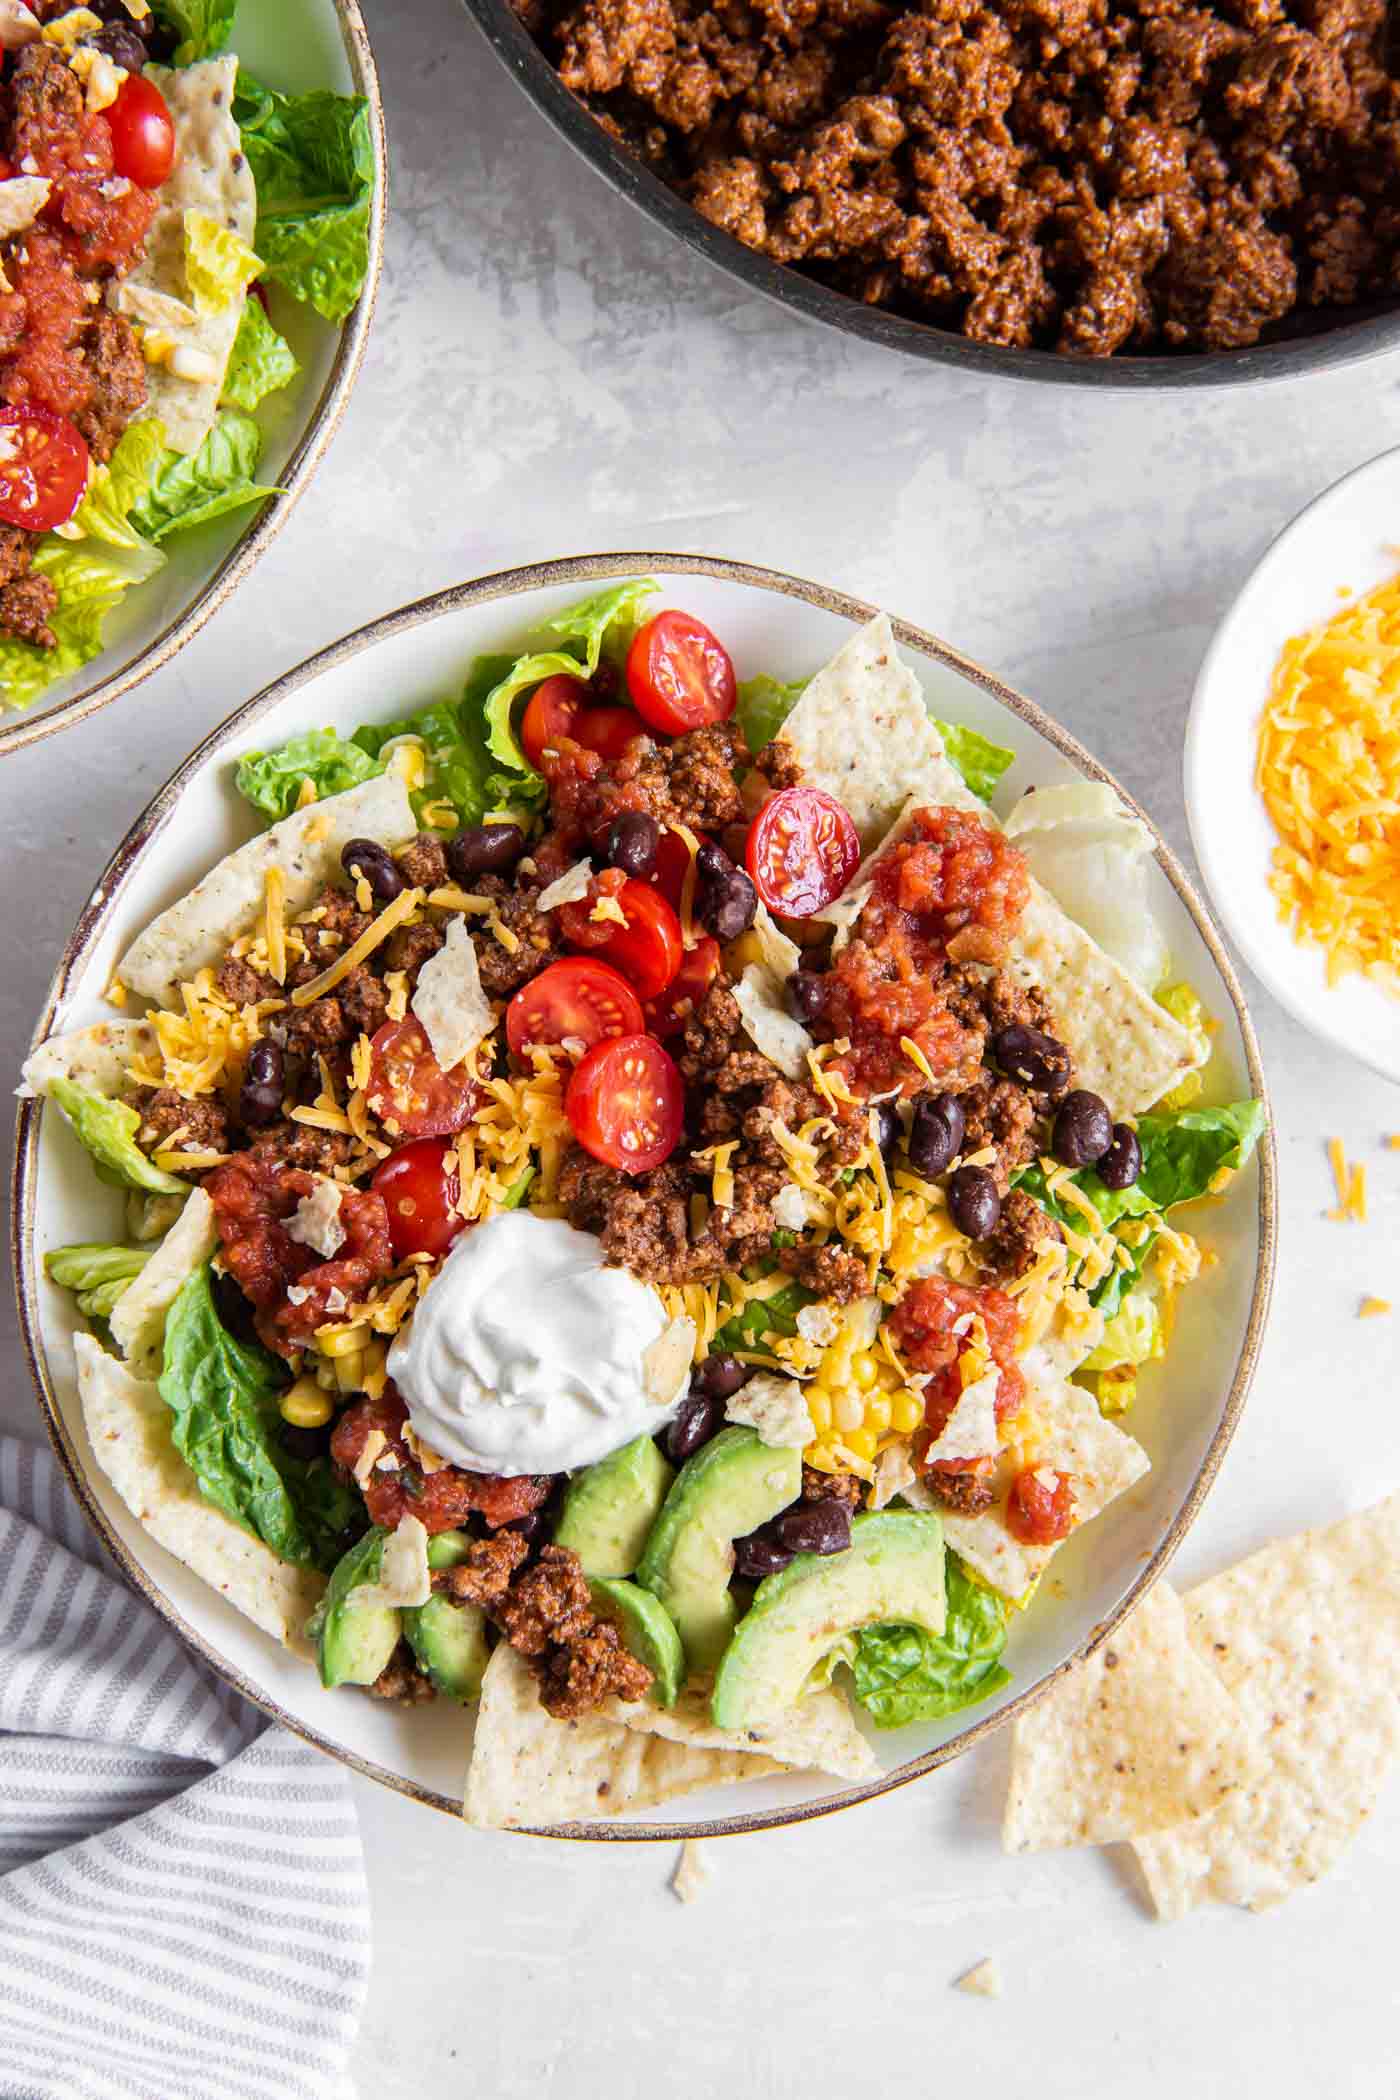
25, 583, 1267, 1825
0, 0, 375, 713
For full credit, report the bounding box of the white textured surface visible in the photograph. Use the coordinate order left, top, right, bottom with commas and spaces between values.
4, 0, 1400, 2090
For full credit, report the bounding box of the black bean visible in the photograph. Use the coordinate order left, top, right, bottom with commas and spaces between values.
787, 969, 826, 1024
239, 1040, 284, 1128
733, 1527, 796, 1581
279, 1422, 329, 1462
506, 1510, 549, 1544
341, 837, 404, 905
666, 1392, 724, 1463
95, 21, 148, 70
696, 842, 731, 882
1097, 1122, 1143, 1191
446, 822, 526, 883
776, 1499, 852, 1557
872, 1099, 901, 1159
694, 1354, 753, 1401
695, 843, 758, 942
1053, 1089, 1114, 1168
908, 1092, 965, 1179
992, 1023, 1072, 1099
606, 812, 660, 877
948, 1163, 1001, 1240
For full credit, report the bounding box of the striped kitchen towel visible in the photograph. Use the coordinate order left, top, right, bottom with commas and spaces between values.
0, 1437, 371, 2100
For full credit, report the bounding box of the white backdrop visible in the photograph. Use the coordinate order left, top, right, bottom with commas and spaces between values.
3, 0, 1399, 2089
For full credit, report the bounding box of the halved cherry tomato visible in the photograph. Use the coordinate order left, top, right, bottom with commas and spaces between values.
106, 74, 177, 190
366, 1017, 480, 1140
565, 1034, 684, 1173
0, 407, 89, 532
646, 825, 700, 912
746, 785, 861, 918
644, 936, 720, 1038
561, 876, 683, 999
506, 956, 644, 1057
626, 611, 736, 735
571, 706, 644, 761
372, 1138, 466, 1261
519, 674, 587, 770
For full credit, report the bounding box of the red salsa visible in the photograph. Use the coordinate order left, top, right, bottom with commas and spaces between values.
888, 1274, 1026, 1480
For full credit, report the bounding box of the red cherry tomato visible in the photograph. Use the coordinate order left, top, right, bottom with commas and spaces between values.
106, 74, 177, 189
626, 611, 737, 735
519, 674, 587, 770
371, 1139, 466, 1261
506, 957, 645, 1057
1006, 1467, 1077, 1547
565, 877, 683, 1000
646, 826, 700, 912
644, 936, 720, 1039
746, 786, 861, 919
571, 706, 644, 761
565, 1034, 684, 1173
0, 407, 89, 532
365, 1018, 480, 1140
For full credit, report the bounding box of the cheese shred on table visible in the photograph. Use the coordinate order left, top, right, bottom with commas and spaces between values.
1256, 572, 1400, 993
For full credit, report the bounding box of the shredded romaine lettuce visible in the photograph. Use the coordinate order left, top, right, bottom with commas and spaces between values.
235, 728, 383, 823
149, 0, 236, 64
481, 581, 657, 782
737, 675, 804, 756
129, 409, 278, 544
932, 719, 1015, 800
1084, 1288, 1163, 1371
45, 1244, 152, 1294
184, 210, 263, 313
231, 71, 375, 323
221, 296, 299, 412
850, 1557, 1010, 1727
46, 1080, 188, 1197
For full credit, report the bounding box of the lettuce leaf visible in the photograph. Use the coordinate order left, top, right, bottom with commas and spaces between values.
235, 728, 383, 823
851, 1557, 1010, 1728
1133, 1100, 1268, 1211
150, 0, 236, 64
481, 582, 655, 784
159, 1263, 361, 1571
710, 1279, 814, 1355
933, 719, 1015, 801
1084, 1287, 1162, 1371
45, 1243, 152, 1293
737, 675, 804, 756
222, 296, 299, 412
47, 1080, 189, 1197
184, 210, 263, 313
232, 72, 375, 323
128, 409, 277, 543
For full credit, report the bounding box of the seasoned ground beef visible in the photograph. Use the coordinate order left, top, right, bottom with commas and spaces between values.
495, 1543, 654, 1717
558, 1144, 781, 1282
473, 876, 568, 998
0, 572, 58, 649
73, 310, 146, 463
396, 836, 450, 890
803, 1463, 864, 1509
439, 1529, 531, 1607
218, 955, 277, 1008
383, 919, 445, 978
979, 1184, 1063, 1281
778, 1238, 870, 1301
0, 526, 31, 590
370, 1643, 436, 1705
133, 1085, 229, 1163
521, 0, 1400, 356
247, 1119, 356, 1174
957, 1073, 1039, 1189
923, 1461, 999, 1517
663, 721, 749, 830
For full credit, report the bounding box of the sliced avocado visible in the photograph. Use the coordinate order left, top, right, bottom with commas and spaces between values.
314, 1526, 401, 1691
635, 1426, 802, 1675
554, 1434, 674, 1577
588, 1576, 685, 1707
711, 1511, 946, 1730
403, 1529, 489, 1703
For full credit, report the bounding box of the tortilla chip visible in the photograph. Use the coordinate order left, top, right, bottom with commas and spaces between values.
119, 775, 415, 1009
410, 916, 492, 1073
606, 1680, 879, 1781
74, 1332, 323, 1648
771, 616, 969, 849
462, 1643, 784, 1829
18, 1018, 158, 1099
942, 1374, 1150, 1598
732, 963, 813, 1081
1002, 1581, 1264, 1852
751, 901, 802, 979
108, 1184, 216, 1376
121, 58, 256, 454
954, 1959, 1003, 1998
642, 1315, 697, 1407
1134, 1496, 1400, 1917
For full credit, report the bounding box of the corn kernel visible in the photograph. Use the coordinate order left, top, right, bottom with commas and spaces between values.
806, 1385, 833, 1433
891, 1390, 924, 1434
833, 1388, 864, 1433
851, 1350, 878, 1391
844, 1425, 878, 1462
864, 1391, 892, 1433
805, 1441, 839, 1472
280, 1377, 333, 1429
334, 1350, 364, 1393
318, 1322, 370, 1358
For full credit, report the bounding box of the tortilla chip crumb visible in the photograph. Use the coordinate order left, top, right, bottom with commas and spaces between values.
1359, 1297, 1392, 1319
954, 1958, 1002, 1999
671, 1839, 710, 1905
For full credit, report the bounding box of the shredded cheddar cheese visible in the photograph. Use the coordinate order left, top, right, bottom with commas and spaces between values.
1326, 1137, 1368, 1221
291, 888, 423, 1007
1359, 1296, 1392, 1318
1256, 572, 1400, 994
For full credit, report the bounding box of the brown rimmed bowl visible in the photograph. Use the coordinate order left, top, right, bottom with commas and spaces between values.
0, 0, 386, 759
11, 553, 1277, 1837
459, 0, 1400, 392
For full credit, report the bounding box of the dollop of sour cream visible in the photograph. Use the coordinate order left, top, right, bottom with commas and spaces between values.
386, 1212, 690, 1476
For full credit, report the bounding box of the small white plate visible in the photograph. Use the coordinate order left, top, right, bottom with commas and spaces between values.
1186, 445, 1400, 1085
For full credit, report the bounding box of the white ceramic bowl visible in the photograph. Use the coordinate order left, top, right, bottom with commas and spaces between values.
0, 0, 385, 759
12, 556, 1276, 1836
1186, 445, 1400, 1085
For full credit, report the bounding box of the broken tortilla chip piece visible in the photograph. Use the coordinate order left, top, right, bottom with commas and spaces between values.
732, 963, 813, 1081
74, 1332, 324, 1648
1002, 1580, 1264, 1852
462, 1642, 784, 1829
604, 1679, 879, 1782
1133, 1494, 1400, 1917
